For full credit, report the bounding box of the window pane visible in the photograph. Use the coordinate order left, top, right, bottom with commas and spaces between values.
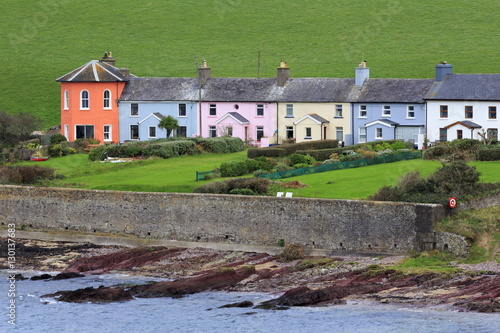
257, 104, 264, 116
131, 103, 138, 116
179, 104, 186, 116
131, 125, 139, 139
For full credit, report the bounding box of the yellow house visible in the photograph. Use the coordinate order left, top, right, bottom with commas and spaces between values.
275, 77, 354, 144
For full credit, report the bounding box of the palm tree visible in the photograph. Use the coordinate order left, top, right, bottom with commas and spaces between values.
158, 115, 179, 138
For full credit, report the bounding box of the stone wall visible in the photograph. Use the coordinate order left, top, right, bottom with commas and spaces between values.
0, 185, 452, 254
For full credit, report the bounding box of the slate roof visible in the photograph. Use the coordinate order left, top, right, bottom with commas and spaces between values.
215, 112, 250, 124
365, 119, 400, 127
56, 60, 134, 82
425, 74, 500, 101
444, 121, 482, 129
202, 78, 278, 102
119, 77, 358, 103
120, 77, 200, 101
277, 78, 356, 102
356, 79, 434, 103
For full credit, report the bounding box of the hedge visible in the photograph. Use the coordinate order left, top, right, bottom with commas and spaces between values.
476, 147, 500, 161
247, 139, 338, 158
88, 137, 245, 161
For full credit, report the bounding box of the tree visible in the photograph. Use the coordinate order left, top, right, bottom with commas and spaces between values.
158, 115, 179, 138
0, 111, 42, 148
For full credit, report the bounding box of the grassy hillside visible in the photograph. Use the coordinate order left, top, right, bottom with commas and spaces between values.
1, 0, 498, 128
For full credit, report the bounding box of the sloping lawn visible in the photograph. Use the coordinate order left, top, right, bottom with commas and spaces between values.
30, 153, 500, 199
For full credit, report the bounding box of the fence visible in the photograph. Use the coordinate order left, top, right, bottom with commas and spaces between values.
258, 151, 423, 180
196, 151, 422, 181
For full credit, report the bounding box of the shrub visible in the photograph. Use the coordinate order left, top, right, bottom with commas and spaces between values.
390, 141, 406, 150
339, 153, 363, 162
0, 165, 55, 184
48, 144, 63, 157
476, 147, 500, 161
247, 148, 287, 159
277, 243, 304, 262
376, 149, 394, 156
192, 181, 230, 194
427, 161, 480, 194
274, 163, 293, 171
49, 134, 67, 144
226, 177, 271, 194
450, 139, 482, 154
370, 185, 401, 201
219, 161, 248, 177
229, 188, 255, 195
423, 145, 453, 160
289, 153, 308, 165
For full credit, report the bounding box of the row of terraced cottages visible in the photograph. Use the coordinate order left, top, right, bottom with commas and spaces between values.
57, 53, 500, 148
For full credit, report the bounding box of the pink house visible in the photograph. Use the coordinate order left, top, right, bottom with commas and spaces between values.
197, 63, 278, 147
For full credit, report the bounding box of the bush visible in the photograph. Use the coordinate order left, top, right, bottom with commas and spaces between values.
229, 188, 255, 195
277, 243, 305, 262
219, 161, 248, 177
476, 147, 500, 161
193, 177, 271, 195
49, 134, 67, 145
423, 145, 453, 160
247, 148, 287, 159
289, 153, 308, 165
427, 161, 481, 194
0, 165, 55, 184
450, 139, 482, 154
390, 141, 407, 150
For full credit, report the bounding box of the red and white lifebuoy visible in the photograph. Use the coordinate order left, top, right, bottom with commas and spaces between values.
448, 197, 457, 208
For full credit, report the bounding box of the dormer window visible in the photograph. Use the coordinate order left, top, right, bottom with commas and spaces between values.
80, 90, 89, 109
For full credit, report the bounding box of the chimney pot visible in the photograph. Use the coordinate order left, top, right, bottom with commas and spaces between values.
100, 51, 116, 66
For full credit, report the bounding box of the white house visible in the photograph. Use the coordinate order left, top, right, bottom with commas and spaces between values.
425, 63, 500, 143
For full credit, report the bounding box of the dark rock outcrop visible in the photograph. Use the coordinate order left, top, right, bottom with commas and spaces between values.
63, 247, 186, 274
219, 300, 254, 308
130, 266, 256, 298
43, 286, 133, 303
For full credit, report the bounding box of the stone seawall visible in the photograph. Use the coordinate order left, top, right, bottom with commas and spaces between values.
0, 185, 451, 254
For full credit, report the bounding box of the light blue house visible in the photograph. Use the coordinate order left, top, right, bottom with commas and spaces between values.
118, 77, 199, 142
352, 71, 434, 146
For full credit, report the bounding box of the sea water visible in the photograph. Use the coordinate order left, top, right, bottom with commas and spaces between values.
1, 272, 499, 333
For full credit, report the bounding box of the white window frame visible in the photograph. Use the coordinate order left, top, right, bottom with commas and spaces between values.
305, 127, 312, 139
64, 124, 69, 140
209, 126, 217, 137
209, 104, 217, 116
406, 105, 415, 119
130, 125, 139, 140
286, 126, 294, 139
103, 125, 112, 142
376, 127, 383, 139
149, 126, 157, 138
178, 103, 187, 117
359, 127, 367, 143
286, 104, 293, 117
130, 103, 139, 117
382, 105, 391, 117
335, 104, 343, 117
103, 90, 112, 109
64, 90, 69, 110
256, 104, 264, 116
336, 126, 343, 141
359, 105, 367, 118
256, 126, 264, 141
80, 90, 89, 110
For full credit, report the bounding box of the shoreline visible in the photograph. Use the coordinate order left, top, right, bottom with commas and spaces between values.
1, 236, 498, 313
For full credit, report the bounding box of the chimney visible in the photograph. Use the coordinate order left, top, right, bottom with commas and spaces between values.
355, 61, 369, 86
277, 61, 290, 86
198, 60, 211, 86
435, 61, 453, 81
100, 51, 116, 66
119, 68, 130, 78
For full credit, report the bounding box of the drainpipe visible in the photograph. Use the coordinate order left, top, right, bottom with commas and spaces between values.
276, 102, 279, 144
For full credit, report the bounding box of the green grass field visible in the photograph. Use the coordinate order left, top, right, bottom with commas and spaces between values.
39, 153, 500, 199
1, 0, 499, 127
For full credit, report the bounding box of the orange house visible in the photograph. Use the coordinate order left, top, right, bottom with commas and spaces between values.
57, 53, 131, 143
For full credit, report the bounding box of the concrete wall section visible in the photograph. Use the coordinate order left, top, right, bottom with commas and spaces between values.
0, 185, 448, 254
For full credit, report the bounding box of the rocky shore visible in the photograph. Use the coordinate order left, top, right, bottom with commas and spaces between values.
1, 238, 499, 313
